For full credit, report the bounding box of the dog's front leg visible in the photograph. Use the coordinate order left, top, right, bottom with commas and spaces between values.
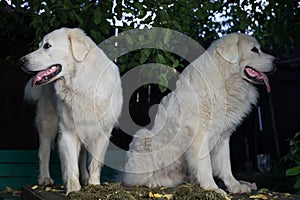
58, 131, 81, 194
211, 134, 255, 194
87, 134, 110, 185
186, 135, 226, 195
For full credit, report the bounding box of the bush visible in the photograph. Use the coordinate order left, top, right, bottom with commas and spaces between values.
283, 131, 300, 194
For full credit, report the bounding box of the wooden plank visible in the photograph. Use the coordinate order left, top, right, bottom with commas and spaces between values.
22, 185, 66, 200
22, 185, 44, 200
0, 150, 38, 163
0, 176, 62, 190
0, 163, 38, 176
0, 150, 61, 163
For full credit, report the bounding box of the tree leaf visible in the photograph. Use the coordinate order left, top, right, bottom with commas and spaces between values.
155, 54, 167, 64
159, 74, 168, 92
94, 7, 102, 25
163, 28, 171, 44
134, 2, 143, 10
72, 11, 83, 25
125, 34, 134, 46
172, 59, 180, 68
286, 165, 300, 176
139, 49, 152, 64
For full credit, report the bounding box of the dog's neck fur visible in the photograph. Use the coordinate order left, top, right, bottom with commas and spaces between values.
181, 48, 259, 133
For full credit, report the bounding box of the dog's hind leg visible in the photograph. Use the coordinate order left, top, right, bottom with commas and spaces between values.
36, 88, 58, 186
79, 146, 89, 185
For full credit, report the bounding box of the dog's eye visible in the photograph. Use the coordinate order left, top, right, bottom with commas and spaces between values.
43, 43, 52, 49
251, 47, 259, 53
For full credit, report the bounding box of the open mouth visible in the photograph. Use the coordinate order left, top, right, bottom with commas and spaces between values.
244, 66, 271, 93
30, 64, 62, 86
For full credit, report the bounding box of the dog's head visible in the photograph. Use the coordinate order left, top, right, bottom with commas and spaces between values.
19, 27, 95, 86
213, 33, 277, 92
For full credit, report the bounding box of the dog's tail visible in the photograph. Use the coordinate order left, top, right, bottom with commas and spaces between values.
24, 78, 42, 103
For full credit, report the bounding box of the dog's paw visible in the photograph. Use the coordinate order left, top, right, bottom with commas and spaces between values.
80, 174, 89, 186
239, 180, 257, 190
88, 176, 100, 185
66, 180, 81, 194
202, 186, 227, 196
227, 183, 251, 194
38, 177, 54, 186
213, 188, 227, 196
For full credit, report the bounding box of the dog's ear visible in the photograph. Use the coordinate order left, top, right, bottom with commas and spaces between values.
216, 33, 239, 63
68, 28, 92, 62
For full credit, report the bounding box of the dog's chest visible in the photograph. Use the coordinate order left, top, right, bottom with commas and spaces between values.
223, 83, 258, 129
54, 81, 101, 123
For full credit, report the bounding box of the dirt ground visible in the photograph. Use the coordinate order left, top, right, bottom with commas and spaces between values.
66, 182, 299, 200
67, 182, 226, 200
18, 182, 300, 200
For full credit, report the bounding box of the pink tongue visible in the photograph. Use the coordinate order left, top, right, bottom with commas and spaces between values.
32, 71, 45, 86
31, 66, 58, 86
259, 72, 271, 93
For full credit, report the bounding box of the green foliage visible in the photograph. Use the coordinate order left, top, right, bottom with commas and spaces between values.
2, 0, 299, 54
113, 0, 299, 90
0, 1, 32, 38
1, 0, 113, 49
121, 0, 299, 55
286, 166, 300, 176
283, 131, 300, 193
1, 0, 299, 88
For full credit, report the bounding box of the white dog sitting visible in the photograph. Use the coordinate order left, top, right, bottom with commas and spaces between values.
123, 33, 276, 194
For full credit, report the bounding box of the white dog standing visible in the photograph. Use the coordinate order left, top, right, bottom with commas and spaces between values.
20, 28, 122, 194
123, 33, 276, 194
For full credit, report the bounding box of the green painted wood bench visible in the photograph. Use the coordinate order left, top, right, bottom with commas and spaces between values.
0, 150, 123, 190
0, 150, 61, 190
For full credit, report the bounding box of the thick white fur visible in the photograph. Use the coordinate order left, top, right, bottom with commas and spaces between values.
22, 28, 122, 194
123, 33, 275, 194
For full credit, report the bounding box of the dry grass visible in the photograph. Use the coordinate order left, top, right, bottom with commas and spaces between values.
67, 182, 225, 200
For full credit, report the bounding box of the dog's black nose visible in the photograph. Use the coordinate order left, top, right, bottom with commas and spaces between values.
18, 56, 27, 67
273, 58, 279, 66
270, 58, 279, 74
